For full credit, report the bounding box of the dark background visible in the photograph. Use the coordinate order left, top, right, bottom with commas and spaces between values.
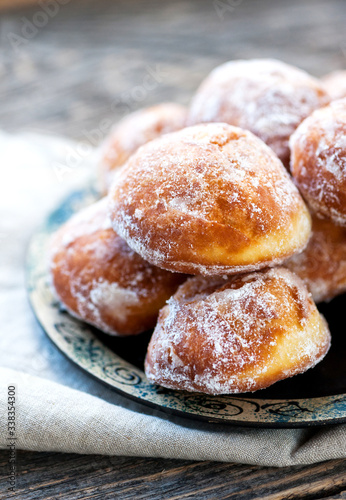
1, 1, 346, 498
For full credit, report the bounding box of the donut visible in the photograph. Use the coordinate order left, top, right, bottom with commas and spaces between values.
285, 212, 346, 303
290, 98, 346, 226
187, 59, 329, 167
98, 103, 187, 192
145, 268, 331, 395
108, 123, 311, 276
323, 70, 346, 101
49, 198, 187, 336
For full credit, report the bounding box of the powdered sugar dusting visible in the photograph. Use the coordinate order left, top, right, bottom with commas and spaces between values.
99, 103, 187, 192
188, 59, 329, 165
290, 99, 346, 225
145, 268, 330, 394
109, 123, 311, 275
51, 197, 111, 251
50, 198, 187, 336
285, 213, 346, 302
90, 279, 142, 322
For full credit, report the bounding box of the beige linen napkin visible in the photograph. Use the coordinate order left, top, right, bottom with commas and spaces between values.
1, 367, 346, 467
0, 131, 345, 466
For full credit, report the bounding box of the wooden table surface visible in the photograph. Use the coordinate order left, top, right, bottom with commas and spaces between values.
0, 0, 346, 498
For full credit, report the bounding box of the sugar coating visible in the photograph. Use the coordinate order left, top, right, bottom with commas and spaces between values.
99, 103, 187, 192
285, 213, 346, 303
49, 198, 186, 336
188, 59, 329, 166
145, 268, 331, 395
290, 98, 346, 225
109, 123, 311, 275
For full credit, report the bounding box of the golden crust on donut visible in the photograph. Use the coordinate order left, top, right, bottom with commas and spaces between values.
98, 103, 187, 193
109, 123, 311, 276
187, 59, 329, 167
49, 198, 187, 336
145, 268, 331, 395
285, 213, 346, 303
290, 99, 346, 226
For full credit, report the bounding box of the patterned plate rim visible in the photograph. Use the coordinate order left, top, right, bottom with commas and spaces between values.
26, 187, 346, 428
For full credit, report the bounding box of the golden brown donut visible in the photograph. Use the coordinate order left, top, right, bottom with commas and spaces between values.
285, 212, 346, 303
49, 198, 187, 336
323, 70, 346, 101
145, 268, 331, 395
98, 103, 187, 193
187, 59, 329, 167
290, 99, 346, 226
109, 123, 311, 276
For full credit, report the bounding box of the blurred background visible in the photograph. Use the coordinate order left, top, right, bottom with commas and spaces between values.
0, 0, 345, 141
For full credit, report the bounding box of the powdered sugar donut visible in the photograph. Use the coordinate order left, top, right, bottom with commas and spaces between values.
145, 268, 331, 395
109, 123, 311, 276
98, 103, 187, 192
290, 99, 346, 226
49, 198, 187, 336
285, 213, 346, 303
323, 70, 346, 101
187, 59, 329, 167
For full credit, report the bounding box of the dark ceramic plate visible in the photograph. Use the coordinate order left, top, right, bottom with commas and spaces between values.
26, 187, 346, 427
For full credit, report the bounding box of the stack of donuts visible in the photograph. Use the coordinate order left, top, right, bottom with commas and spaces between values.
50, 59, 346, 396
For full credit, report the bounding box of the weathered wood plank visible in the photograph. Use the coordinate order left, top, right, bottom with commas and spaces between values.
0, 0, 345, 140
0, 0, 40, 11
0, 451, 345, 500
